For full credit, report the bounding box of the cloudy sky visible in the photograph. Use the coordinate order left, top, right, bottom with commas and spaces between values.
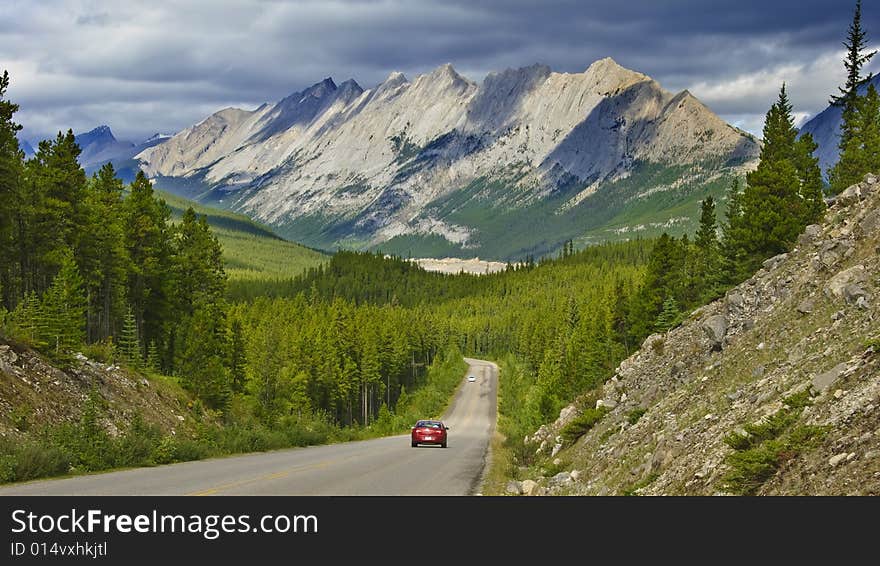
2, 0, 878, 144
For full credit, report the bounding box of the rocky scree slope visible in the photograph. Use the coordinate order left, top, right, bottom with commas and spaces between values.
138, 59, 759, 257
0, 341, 198, 441
511, 175, 880, 496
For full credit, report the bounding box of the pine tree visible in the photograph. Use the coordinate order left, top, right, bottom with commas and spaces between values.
146, 341, 161, 373
23, 130, 89, 298
41, 248, 86, 356
123, 171, 172, 358
862, 84, 880, 172
177, 299, 230, 410
0, 70, 24, 309
610, 279, 631, 355
695, 196, 719, 251
9, 290, 47, 348
829, 0, 878, 193
80, 163, 129, 341
229, 319, 247, 393
731, 84, 821, 272
694, 196, 722, 301
654, 296, 681, 333
172, 207, 227, 316
830, 0, 876, 111
831, 83, 880, 192
118, 306, 141, 367
793, 132, 827, 225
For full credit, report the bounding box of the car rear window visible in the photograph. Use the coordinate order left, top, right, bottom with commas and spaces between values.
416, 421, 441, 428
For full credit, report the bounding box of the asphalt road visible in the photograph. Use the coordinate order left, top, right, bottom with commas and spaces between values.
0, 358, 497, 496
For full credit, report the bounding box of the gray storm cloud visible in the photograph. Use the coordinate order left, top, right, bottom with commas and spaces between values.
1, 0, 877, 143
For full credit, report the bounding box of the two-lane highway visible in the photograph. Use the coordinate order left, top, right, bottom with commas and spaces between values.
0, 358, 497, 496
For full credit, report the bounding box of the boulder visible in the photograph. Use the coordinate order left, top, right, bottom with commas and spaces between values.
837, 183, 864, 206
812, 363, 848, 393
797, 224, 822, 245
796, 299, 814, 315
641, 333, 664, 350
702, 315, 728, 349
825, 265, 867, 298
505, 481, 523, 495
859, 209, 880, 236
829, 453, 848, 467
549, 472, 573, 488
557, 404, 578, 427
843, 283, 869, 304
762, 253, 788, 271
726, 292, 744, 310
521, 480, 539, 496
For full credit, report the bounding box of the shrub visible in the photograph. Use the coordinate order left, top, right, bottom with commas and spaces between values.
622, 472, 659, 496
0, 440, 70, 483
650, 337, 665, 355
721, 387, 828, 495
560, 407, 609, 444
627, 408, 648, 425
722, 440, 786, 495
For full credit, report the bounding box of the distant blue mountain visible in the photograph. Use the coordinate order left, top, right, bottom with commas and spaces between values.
73, 125, 172, 182
799, 75, 880, 178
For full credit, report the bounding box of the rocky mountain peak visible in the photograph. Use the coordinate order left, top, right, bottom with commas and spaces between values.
338, 78, 363, 94
303, 77, 337, 99
77, 124, 117, 143
421, 62, 473, 91
137, 57, 759, 258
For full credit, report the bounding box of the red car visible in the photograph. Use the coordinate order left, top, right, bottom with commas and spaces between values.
411, 420, 449, 448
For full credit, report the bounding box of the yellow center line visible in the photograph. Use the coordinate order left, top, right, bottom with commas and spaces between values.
187, 459, 335, 496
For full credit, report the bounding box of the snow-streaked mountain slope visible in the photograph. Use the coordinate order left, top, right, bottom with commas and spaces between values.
138, 58, 760, 259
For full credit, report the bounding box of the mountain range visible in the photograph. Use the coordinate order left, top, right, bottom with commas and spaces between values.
135, 58, 760, 259
70, 126, 172, 182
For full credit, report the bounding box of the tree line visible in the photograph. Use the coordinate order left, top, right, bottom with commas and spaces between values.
0, 75, 232, 406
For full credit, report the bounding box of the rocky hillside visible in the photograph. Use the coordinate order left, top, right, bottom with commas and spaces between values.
0, 340, 198, 440
138, 58, 759, 259
509, 174, 880, 496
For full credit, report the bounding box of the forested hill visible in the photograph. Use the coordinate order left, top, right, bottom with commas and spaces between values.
156, 189, 326, 283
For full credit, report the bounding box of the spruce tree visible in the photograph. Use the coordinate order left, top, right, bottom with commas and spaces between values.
829, 0, 878, 193
80, 163, 129, 341
694, 196, 724, 302
123, 171, 171, 358
0, 70, 24, 309
118, 306, 141, 367
830, 0, 876, 110
229, 319, 247, 393
654, 296, 681, 333
9, 290, 47, 348
832, 83, 880, 192
177, 299, 230, 410
732, 84, 822, 272
41, 248, 87, 356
